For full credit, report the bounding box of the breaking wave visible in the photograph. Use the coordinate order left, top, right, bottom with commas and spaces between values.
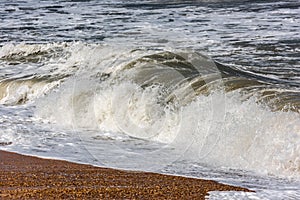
1, 43, 300, 177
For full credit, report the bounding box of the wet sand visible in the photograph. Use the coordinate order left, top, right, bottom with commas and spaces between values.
0, 150, 251, 199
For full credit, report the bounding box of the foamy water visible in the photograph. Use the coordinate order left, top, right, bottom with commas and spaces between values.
1, 1, 300, 199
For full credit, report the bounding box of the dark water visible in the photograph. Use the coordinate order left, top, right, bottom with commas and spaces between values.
1, 0, 299, 68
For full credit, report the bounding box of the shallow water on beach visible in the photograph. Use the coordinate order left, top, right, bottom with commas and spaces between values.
1, 0, 300, 199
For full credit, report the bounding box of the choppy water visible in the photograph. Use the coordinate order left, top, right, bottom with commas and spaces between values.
1, 1, 300, 199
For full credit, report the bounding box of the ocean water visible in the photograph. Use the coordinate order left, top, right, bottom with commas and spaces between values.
0, 0, 300, 199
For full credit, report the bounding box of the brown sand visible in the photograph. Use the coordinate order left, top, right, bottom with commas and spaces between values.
0, 150, 251, 199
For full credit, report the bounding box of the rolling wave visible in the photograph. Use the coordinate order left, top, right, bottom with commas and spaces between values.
1, 43, 300, 177
1, 44, 298, 112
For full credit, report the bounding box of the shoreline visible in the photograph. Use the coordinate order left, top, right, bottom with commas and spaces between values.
0, 150, 252, 199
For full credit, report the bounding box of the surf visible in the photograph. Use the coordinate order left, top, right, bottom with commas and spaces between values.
4, 43, 294, 177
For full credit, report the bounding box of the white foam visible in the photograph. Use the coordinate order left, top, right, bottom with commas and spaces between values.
27, 44, 300, 178
35, 72, 300, 178
208, 189, 300, 200
3, 42, 299, 179
0, 79, 60, 105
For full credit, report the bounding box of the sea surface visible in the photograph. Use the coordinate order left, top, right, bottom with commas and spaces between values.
1, 0, 300, 199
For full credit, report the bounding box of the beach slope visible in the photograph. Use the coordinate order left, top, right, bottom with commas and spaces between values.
0, 150, 251, 199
